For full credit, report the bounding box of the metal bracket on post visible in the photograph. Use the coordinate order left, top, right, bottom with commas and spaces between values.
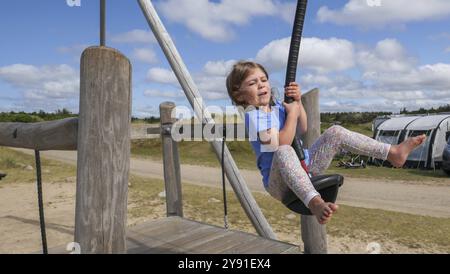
161, 124, 172, 137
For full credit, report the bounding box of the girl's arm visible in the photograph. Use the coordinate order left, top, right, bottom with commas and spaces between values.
278, 102, 301, 146
297, 102, 308, 135
285, 82, 307, 135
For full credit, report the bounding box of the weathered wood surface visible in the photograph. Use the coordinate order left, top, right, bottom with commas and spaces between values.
300, 88, 321, 148
299, 89, 328, 254
138, 0, 276, 241
0, 121, 159, 145
49, 217, 300, 254
160, 102, 183, 217
0, 118, 78, 151
75, 46, 132, 254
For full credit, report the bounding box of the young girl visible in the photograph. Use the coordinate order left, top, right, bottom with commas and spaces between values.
226, 61, 426, 225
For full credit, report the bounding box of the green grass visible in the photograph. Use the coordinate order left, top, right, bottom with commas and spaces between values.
325, 160, 449, 183
131, 139, 258, 170
321, 121, 374, 137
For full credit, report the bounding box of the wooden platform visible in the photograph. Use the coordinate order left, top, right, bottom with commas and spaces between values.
50, 217, 301, 254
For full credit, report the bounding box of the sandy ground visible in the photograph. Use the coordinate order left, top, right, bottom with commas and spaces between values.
1, 148, 448, 254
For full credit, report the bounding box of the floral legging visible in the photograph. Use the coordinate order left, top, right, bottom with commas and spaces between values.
265, 125, 391, 207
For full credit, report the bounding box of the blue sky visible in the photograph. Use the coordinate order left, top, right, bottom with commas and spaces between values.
1, 0, 450, 117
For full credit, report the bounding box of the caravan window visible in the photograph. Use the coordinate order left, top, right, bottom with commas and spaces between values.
379, 131, 398, 136
446, 131, 450, 142
408, 130, 432, 137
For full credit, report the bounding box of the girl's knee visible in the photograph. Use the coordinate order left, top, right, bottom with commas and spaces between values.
277, 145, 295, 153
326, 125, 347, 136
275, 145, 296, 158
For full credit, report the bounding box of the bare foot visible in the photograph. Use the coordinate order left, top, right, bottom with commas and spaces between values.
308, 196, 339, 225
388, 134, 427, 168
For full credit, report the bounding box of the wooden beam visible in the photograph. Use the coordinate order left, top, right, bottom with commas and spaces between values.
0, 118, 78, 151
160, 102, 183, 217
75, 46, 132, 254
138, 0, 276, 240
300, 88, 328, 254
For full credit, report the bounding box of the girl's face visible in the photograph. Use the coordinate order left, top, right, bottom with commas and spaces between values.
238, 68, 271, 108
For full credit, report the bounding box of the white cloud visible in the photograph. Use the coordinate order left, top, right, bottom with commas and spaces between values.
290, 37, 450, 112
143, 89, 185, 98
111, 29, 156, 44
146, 67, 178, 85
195, 75, 229, 100
144, 64, 231, 100
317, 0, 450, 28
0, 64, 79, 100
140, 37, 450, 111
203, 60, 236, 76
354, 39, 450, 92
372, 63, 450, 91
0, 64, 79, 113
357, 39, 416, 75
132, 48, 158, 64
256, 37, 356, 73
158, 0, 291, 42
445, 46, 450, 53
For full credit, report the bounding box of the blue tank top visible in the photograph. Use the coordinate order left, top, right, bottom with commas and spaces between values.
244, 100, 310, 187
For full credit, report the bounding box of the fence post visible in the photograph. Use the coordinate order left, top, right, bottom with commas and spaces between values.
160, 102, 183, 217
300, 88, 328, 254
75, 46, 132, 254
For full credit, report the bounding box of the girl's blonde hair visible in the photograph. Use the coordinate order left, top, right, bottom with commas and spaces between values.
226, 61, 273, 107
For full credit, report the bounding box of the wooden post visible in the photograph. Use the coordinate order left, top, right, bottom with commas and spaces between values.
160, 102, 183, 217
138, 0, 276, 240
75, 46, 132, 254
300, 88, 327, 254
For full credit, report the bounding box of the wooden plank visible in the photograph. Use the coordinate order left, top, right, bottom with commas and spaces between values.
129, 218, 201, 240
137, 0, 276, 241
281, 246, 302, 254
0, 118, 78, 151
47, 217, 299, 254
74, 46, 132, 254
127, 222, 208, 254
192, 230, 256, 254
145, 226, 222, 254
146, 126, 160, 135
154, 218, 297, 254
174, 229, 236, 253
216, 229, 297, 254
